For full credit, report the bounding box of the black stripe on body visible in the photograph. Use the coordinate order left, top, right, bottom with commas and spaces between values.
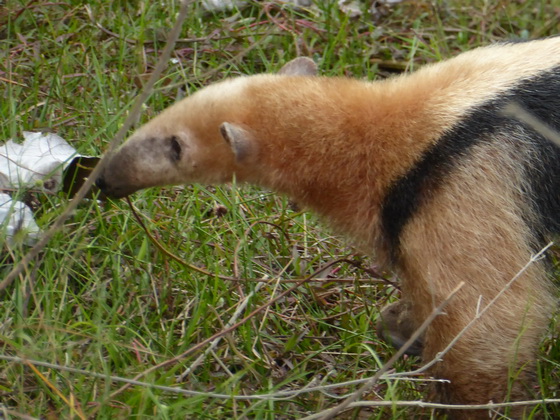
381, 65, 560, 261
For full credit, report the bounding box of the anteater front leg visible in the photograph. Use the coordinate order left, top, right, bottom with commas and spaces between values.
376, 299, 424, 356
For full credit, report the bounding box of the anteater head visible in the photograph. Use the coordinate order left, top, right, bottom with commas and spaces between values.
96, 57, 317, 198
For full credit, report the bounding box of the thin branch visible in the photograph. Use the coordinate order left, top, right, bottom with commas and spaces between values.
300, 281, 465, 420
0, 0, 194, 294
2, 354, 558, 411
233, 219, 291, 278
126, 196, 238, 281
346, 399, 560, 411
221, 277, 386, 283
107, 257, 349, 400
177, 281, 266, 381
128, 197, 380, 284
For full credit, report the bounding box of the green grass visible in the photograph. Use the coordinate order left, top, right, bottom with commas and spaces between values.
1, 0, 559, 418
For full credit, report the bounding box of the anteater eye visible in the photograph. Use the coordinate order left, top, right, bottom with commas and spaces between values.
169, 136, 182, 162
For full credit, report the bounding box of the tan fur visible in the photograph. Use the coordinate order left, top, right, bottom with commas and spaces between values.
399, 139, 555, 417
98, 38, 560, 418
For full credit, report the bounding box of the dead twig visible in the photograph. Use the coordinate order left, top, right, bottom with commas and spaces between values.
128, 197, 382, 284
233, 219, 292, 278
107, 257, 351, 400
301, 281, 465, 420
177, 281, 266, 381
125, 196, 239, 281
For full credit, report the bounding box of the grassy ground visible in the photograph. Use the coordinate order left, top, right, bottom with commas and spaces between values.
1, 0, 559, 418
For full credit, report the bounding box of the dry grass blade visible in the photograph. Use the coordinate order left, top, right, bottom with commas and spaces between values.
177, 281, 266, 380
24, 360, 86, 420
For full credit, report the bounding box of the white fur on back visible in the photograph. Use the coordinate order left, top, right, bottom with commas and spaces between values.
410, 38, 560, 121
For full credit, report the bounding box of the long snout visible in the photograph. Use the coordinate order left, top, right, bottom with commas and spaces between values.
95, 172, 138, 198
95, 174, 127, 198
95, 152, 144, 198
95, 175, 109, 194
96, 137, 184, 198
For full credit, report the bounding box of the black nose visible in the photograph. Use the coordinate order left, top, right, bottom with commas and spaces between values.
96, 176, 107, 191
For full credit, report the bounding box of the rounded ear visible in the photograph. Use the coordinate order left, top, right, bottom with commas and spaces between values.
278, 57, 317, 76
220, 122, 256, 163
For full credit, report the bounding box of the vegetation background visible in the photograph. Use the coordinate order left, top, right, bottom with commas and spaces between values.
1, 0, 559, 418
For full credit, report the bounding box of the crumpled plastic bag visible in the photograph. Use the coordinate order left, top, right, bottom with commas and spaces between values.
0, 193, 40, 246
0, 131, 78, 192
0, 131, 83, 246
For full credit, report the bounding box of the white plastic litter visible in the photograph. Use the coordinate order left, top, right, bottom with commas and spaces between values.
202, 0, 244, 11
0, 193, 40, 246
201, 0, 311, 12
0, 131, 78, 192
338, 0, 362, 18
0, 131, 80, 245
